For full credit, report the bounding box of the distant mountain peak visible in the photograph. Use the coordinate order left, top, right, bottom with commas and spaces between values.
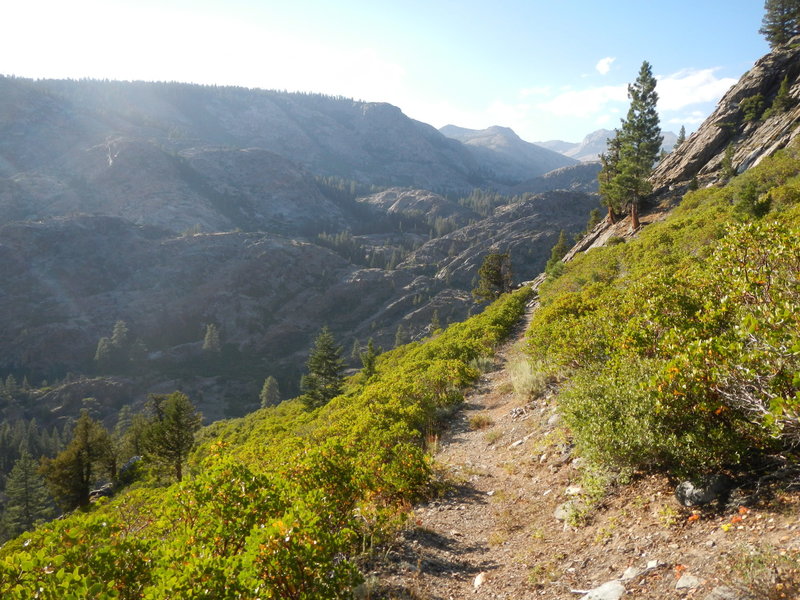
537, 128, 677, 163
439, 124, 576, 181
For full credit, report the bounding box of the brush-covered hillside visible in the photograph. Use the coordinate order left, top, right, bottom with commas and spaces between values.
2, 26, 800, 600
1, 126, 800, 600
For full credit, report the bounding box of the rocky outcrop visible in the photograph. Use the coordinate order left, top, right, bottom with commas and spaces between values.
356, 187, 477, 229
651, 38, 800, 194
403, 190, 599, 288
512, 162, 601, 195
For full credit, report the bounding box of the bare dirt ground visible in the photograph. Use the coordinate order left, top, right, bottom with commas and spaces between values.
366, 299, 800, 600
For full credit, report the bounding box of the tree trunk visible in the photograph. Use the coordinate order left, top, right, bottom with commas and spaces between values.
630, 200, 640, 231
606, 204, 616, 224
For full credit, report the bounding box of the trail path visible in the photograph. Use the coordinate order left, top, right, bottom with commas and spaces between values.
371, 292, 800, 600
373, 297, 583, 599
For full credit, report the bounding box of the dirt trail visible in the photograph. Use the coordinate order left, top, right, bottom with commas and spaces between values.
369, 294, 800, 600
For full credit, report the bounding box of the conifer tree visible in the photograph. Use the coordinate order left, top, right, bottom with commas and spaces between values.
259, 376, 281, 408
300, 327, 344, 409
39, 410, 114, 510
545, 230, 570, 276
143, 392, 202, 481
110, 320, 129, 349
359, 339, 380, 379
430, 309, 442, 332
760, 0, 800, 48
202, 323, 221, 352
472, 252, 513, 303
394, 324, 409, 348
770, 75, 795, 113
613, 61, 663, 231
675, 125, 686, 148
598, 131, 624, 222
3, 450, 54, 537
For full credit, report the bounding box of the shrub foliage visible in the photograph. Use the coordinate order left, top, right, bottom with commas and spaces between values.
0, 288, 531, 597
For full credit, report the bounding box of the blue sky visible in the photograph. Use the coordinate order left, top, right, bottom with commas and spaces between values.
4, 0, 768, 142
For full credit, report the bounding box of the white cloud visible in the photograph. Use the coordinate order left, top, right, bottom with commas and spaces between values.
537, 84, 627, 118
595, 57, 615, 75
520, 85, 552, 97
657, 68, 737, 111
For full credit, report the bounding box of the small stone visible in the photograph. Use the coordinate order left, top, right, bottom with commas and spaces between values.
703, 586, 744, 600
473, 572, 486, 589
486, 490, 495, 496
675, 474, 733, 507
646, 559, 660, 570
509, 439, 523, 448
554, 502, 572, 521
580, 580, 625, 600
676, 573, 702, 590
547, 412, 561, 426
621, 566, 644, 581
565, 485, 583, 496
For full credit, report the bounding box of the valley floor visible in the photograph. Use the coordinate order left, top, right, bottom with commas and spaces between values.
367, 297, 800, 599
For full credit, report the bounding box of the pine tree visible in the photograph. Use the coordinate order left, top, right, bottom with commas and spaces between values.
545, 230, 570, 276
111, 320, 129, 349
39, 410, 115, 511
598, 131, 624, 223
585, 208, 602, 232
770, 75, 795, 114
3, 451, 54, 537
359, 339, 380, 379
300, 327, 344, 409
675, 125, 686, 148
760, 0, 800, 48
721, 143, 737, 180
472, 252, 513, 303
259, 376, 281, 409
143, 392, 202, 482
613, 61, 663, 231
202, 323, 221, 352
394, 324, 409, 348
430, 310, 442, 332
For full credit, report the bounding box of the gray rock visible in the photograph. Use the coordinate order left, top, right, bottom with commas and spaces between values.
704, 586, 744, 600
675, 474, 733, 506
676, 573, 702, 590
621, 566, 644, 581
554, 502, 572, 521
650, 40, 800, 195
580, 580, 625, 600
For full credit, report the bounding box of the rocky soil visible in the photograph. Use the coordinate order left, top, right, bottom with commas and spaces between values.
365, 297, 800, 600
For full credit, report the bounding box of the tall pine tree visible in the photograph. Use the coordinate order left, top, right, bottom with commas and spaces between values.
3, 451, 54, 539
613, 61, 663, 231
300, 327, 344, 409
760, 0, 800, 48
259, 376, 281, 409
39, 410, 115, 511
143, 392, 202, 482
472, 252, 513, 303
597, 131, 624, 223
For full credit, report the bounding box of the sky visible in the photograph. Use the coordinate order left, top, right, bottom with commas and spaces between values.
4, 0, 769, 143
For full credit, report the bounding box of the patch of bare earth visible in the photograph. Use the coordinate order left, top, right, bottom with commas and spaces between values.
364, 301, 800, 600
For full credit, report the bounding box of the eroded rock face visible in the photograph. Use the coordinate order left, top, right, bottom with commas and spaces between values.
651, 38, 800, 194
404, 190, 599, 288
